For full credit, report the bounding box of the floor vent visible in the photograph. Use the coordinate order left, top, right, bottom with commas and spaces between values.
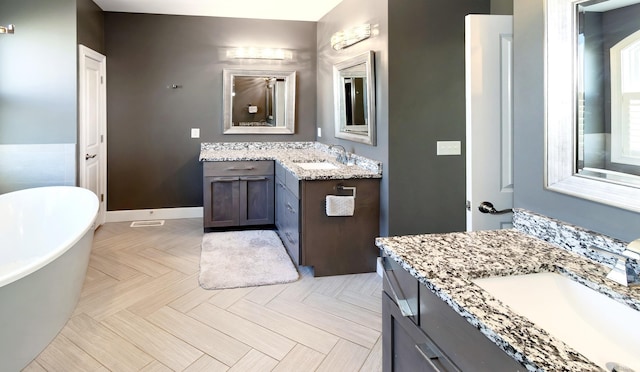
130, 220, 165, 228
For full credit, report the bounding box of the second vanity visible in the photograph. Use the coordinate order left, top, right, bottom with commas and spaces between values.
199, 141, 382, 276
376, 215, 640, 372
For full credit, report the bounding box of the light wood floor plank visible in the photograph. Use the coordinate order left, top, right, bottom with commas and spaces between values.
168, 286, 220, 313
146, 306, 250, 366
189, 302, 296, 360
80, 267, 119, 299
85, 270, 188, 321
228, 349, 278, 372
21, 361, 47, 372
267, 297, 380, 349
304, 292, 382, 331
102, 310, 203, 371
339, 289, 382, 314
34, 333, 102, 371
228, 299, 339, 354
60, 313, 153, 372
272, 344, 326, 372
360, 335, 383, 372
127, 273, 199, 317
316, 339, 370, 372
104, 250, 173, 277
139, 360, 173, 372
312, 274, 353, 297
207, 286, 255, 309
137, 247, 198, 274
74, 274, 153, 317
88, 254, 140, 280
242, 282, 287, 305
183, 355, 230, 372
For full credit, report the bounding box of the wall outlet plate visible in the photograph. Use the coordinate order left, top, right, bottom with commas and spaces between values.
191, 128, 200, 138
317, 127, 322, 137
437, 141, 461, 156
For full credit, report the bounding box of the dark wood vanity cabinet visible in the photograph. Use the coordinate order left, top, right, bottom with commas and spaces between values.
275, 162, 380, 276
382, 254, 525, 372
275, 162, 300, 264
203, 161, 274, 228
300, 178, 380, 276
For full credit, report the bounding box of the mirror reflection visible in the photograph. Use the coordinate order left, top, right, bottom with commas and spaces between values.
576, 0, 640, 187
334, 51, 376, 145
223, 69, 296, 134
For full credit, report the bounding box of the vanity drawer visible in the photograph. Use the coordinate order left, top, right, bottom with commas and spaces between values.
419, 286, 524, 371
382, 254, 419, 325
204, 161, 274, 177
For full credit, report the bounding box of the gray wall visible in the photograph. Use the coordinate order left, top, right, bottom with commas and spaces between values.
77, 0, 105, 54
317, 0, 389, 235
105, 13, 317, 210
0, 0, 77, 144
387, 0, 490, 236
513, 0, 640, 242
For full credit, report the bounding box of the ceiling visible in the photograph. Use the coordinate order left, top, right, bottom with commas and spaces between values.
92, 0, 344, 21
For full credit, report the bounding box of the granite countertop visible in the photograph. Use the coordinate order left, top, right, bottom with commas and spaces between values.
199, 141, 382, 181
375, 229, 640, 371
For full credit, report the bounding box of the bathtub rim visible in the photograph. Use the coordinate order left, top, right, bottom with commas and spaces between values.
0, 186, 99, 287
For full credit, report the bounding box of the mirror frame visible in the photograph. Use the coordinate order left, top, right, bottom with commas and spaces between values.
333, 51, 376, 145
222, 69, 296, 134
545, 0, 640, 212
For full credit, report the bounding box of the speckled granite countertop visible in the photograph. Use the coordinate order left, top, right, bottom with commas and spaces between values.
376, 229, 640, 371
199, 142, 382, 181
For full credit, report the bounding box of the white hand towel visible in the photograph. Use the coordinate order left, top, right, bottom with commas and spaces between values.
326, 195, 355, 216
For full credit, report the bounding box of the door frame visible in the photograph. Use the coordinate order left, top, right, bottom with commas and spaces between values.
78, 44, 107, 227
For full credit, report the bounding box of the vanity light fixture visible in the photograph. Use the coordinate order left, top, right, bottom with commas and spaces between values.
226, 47, 292, 60
331, 24, 371, 51
0, 24, 15, 34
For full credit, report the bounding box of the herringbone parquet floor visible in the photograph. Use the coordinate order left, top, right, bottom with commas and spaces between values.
23, 218, 383, 372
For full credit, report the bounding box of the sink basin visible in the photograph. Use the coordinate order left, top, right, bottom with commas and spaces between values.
295, 162, 339, 170
473, 272, 640, 371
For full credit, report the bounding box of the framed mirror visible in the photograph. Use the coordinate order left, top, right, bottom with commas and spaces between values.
545, 0, 640, 212
223, 69, 296, 134
333, 51, 376, 145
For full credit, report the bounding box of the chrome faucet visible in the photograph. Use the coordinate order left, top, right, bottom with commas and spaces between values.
329, 144, 350, 165
590, 241, 640, 287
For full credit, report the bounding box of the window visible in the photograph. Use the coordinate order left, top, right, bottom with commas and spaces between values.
611, 30, 640, 165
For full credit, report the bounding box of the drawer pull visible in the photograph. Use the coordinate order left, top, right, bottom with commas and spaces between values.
284, 232, 296, 244
226, 166, 255, 171
240, 176, 267, 181
382, 257, 416, 317
286, 203, 295, 213
415, 343, 445, 371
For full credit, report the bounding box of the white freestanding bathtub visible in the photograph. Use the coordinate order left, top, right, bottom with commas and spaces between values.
0, 186, 99, 371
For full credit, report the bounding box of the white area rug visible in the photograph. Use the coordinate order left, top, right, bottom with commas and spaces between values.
199, 230, 299, 290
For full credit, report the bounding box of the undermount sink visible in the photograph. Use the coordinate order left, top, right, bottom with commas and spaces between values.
473, 272, 640, 371
294, 161, 339, 170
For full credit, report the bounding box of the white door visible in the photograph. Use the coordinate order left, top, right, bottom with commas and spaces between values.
79, 45, 107, 227
465, 15, 514, 231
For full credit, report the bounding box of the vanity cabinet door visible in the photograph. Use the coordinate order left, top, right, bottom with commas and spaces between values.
203, 176, 240, 227
240, 175, 274, 225
203, 161, 274, 228
383, 292, 459, 372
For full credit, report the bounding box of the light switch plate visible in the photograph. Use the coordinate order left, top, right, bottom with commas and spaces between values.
437, 141, 461, 156
191, 128, 200, 138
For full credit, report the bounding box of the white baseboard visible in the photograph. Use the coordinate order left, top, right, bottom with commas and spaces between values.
105, 207, 203, 223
